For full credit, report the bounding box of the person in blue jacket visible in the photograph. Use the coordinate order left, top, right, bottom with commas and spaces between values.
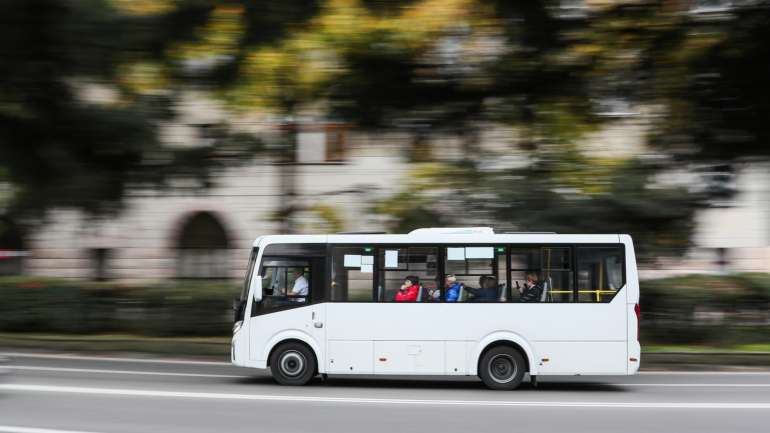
444, 274, 463, 302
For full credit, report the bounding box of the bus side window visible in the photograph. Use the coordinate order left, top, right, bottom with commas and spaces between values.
379, 247, 437, 302
255, 256, 312, 314
331, 247, 375, 302
577, 246, 625, 303
541, 247, 574, 303
445, 246, 505, 303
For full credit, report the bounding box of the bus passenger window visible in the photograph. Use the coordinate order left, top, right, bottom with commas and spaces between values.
510, 247, 574, 302
444, 246, 506, 302
577, 246, 624, 303
331, 247, 375, 302
379, 247, 437, 302
510, 248, 540, 302
541, 247, 574, 302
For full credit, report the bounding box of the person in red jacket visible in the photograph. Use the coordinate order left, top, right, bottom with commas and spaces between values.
394, 276, 420, 302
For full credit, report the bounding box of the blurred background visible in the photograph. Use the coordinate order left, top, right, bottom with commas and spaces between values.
0, 0, 768, 362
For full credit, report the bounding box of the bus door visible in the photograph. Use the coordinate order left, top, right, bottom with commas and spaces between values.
249, 258, 325, 362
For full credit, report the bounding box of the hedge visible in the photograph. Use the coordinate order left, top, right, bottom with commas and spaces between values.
640, 273, 770, 345
0, 277, 239, 337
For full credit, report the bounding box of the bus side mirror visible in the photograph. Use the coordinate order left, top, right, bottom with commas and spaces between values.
252, 276, 263, 303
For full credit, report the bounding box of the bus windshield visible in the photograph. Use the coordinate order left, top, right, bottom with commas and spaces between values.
240, 248, 258, 302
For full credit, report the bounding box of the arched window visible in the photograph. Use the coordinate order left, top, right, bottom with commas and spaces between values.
0, 219, 25, 276
176, 212, 230, 279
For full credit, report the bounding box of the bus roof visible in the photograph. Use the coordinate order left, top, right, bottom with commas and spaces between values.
252, 228, 627, 247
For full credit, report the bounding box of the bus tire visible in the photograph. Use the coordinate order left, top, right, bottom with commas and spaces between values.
478, 346, 525, 390
269, 342, 316, 386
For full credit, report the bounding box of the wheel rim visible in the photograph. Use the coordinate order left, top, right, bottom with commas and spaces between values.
488, 354, 517, 384
279, 350, 306, 377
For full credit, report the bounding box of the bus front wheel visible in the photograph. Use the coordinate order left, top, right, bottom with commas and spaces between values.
269, 342, 317, 386
478, 346, 526, 390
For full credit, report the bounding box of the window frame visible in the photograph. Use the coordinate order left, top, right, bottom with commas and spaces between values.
250, 242, 326, 317
376, 245, 440, 302
329, 245, 379, 303
575, 244, 627, 303
442, 245, 506, 303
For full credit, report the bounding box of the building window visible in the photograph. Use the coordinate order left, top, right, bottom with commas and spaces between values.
176, 212, 230, 279
296, 125, 348, 163
90, 248, 112, 281
325, 126, 347, 162
0, 220, 25, 276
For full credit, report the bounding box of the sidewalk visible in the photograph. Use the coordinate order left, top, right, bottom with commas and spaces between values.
0, 333, 229, 360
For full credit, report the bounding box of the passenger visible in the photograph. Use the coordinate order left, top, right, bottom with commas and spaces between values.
394, 276, 420, 302
518, 272, 543, 303
444, 274, 463, 302
467, 276, 499, 302
288, 269, 309, 302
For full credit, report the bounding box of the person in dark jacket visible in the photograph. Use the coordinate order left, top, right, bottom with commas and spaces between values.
518, 272, 544, 302
467, 276, 499, 302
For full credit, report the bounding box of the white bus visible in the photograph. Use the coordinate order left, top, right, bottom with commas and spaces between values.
232, 227, 641, 390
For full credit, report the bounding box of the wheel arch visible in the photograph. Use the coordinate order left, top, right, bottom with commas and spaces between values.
263, 331, 324, 373
470, 332, 537, 376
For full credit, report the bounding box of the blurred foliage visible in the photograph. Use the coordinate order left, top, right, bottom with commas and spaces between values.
587, 1, 770, 161
374, 154, 699, 261
2, 274, 769, 346
2, 0, 769, 247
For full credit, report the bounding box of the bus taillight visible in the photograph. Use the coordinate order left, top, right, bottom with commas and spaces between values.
634, 303, 641, 342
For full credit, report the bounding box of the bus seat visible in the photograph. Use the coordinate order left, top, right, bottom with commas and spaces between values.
457, 285, 464, 302
416, 285, 423, 302
498, 284, 507, 302
377, 285, 383, 301
540, 277, 552, 303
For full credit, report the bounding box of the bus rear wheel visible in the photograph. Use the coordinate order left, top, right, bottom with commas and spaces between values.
269, 342, 316, 386
478, 346, 525, 390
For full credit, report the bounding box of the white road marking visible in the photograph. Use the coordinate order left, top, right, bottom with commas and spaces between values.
613, 383, 770, 388
0, 352, 230, 366
639, 371, 770, 376
2, 384, 770, 409
6, 366, 248, 379
8, 365, 770, 387
0, 426, 101, 433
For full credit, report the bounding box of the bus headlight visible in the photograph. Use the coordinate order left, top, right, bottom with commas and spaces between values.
232, 320, 243, 334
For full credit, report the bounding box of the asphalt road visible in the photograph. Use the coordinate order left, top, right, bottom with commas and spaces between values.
1, 353, 769, 433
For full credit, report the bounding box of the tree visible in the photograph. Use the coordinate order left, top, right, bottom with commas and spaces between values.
585, 1, 770, 202
0, 0, 264, 221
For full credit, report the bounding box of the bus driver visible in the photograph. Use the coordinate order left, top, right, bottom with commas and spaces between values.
287, 269, 309, 302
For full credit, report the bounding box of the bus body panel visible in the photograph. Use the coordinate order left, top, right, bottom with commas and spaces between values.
327, 340, 373, 374
325, 294, 627, 376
